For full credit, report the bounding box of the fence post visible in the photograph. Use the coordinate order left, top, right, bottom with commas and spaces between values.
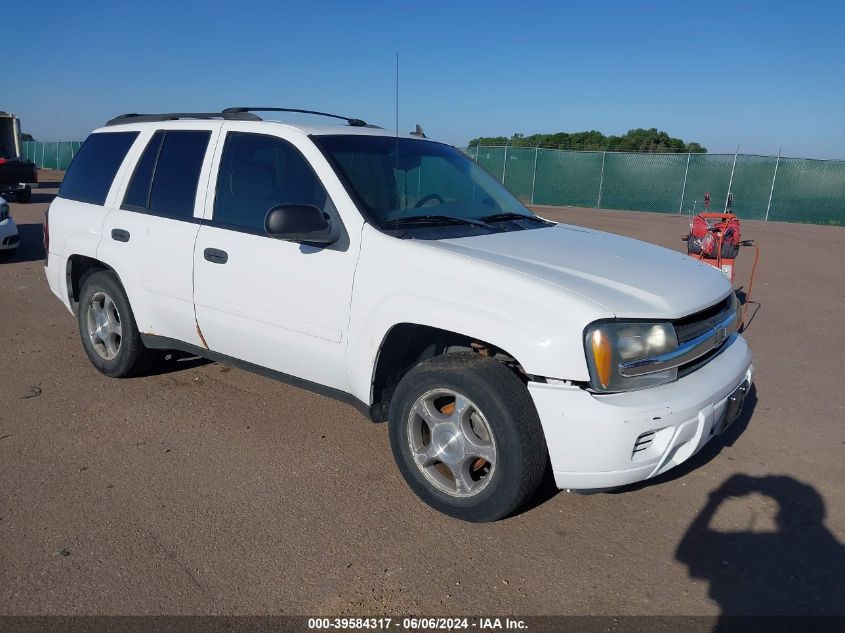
597, 147, 607, 208
56, 142, 59, 170
678, 152, 691, 214
474, 144, 480, 161
530, 144, 539, 204
501, 141, 509, 184
725, 145, 739, 211
765, 149, 781, 222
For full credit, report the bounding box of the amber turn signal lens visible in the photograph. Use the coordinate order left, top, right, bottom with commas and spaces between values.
590, 329, 613, 389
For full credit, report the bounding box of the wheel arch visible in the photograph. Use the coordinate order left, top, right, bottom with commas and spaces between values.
65, 254, 121, 314
368, 322, 529, 422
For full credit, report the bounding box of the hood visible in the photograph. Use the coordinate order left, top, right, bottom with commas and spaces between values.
428, 224, 733, 319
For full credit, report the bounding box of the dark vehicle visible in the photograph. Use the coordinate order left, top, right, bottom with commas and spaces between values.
0, 111, 38, 202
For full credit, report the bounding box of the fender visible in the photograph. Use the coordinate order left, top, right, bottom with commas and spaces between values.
48, 196, 113, 314
346, 226, 614, 404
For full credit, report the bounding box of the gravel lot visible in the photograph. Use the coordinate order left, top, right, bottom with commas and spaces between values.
1, 171, 843, 616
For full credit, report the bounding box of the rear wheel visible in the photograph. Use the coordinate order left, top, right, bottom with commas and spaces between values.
16, 187, 31, 203
388, 353, 547, 522
77, 270, 156, 377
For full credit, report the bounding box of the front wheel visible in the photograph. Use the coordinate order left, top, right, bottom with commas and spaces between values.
388, 353, 548, 522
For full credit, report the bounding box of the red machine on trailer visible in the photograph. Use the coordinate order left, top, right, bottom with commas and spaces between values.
683, 193, 760, 328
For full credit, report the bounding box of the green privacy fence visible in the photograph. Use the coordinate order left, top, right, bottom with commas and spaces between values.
21, 141, 84, 171
18, 139, 844, 225
471, 146, 845, 225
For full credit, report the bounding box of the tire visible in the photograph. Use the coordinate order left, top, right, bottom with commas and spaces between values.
16, 187, 31, 203
77, 269, 156, 377
388, 352, 548, 522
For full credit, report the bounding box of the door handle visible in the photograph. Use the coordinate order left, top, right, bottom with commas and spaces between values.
111, 228, 130, 242
203, 247, 228, 264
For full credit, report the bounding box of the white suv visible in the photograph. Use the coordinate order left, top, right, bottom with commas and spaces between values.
44, 108, 753, 522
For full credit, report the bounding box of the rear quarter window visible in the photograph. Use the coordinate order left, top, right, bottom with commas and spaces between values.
58, 132, 139, 205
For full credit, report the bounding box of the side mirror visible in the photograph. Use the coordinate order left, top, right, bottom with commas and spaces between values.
264, 204, 335, 245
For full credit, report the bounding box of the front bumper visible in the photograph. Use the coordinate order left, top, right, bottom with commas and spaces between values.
0, 218, 19, 250
528, 334, 753, 490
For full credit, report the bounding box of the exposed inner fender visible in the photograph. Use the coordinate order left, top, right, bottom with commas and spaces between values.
66, 255, 116, 314
368, 323, 532, 422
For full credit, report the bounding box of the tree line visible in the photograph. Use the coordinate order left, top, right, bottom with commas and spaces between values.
467, 128, 706, 153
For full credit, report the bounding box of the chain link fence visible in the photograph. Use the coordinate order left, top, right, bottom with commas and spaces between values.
470, 146, 845, 225
17, 139, 844, 225
20, 140, 84, 171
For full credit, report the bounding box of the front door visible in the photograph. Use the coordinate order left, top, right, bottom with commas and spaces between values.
193, 129, 357, 391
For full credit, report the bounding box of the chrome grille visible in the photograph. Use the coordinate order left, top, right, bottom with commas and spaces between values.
673, 295, 734, 344
677, 345, 725, 379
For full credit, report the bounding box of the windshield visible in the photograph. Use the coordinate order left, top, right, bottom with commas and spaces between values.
313, 135, 541, 234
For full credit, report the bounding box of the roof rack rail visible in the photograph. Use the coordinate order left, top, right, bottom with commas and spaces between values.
223, 107, 380, 128
104, 111, 262, 127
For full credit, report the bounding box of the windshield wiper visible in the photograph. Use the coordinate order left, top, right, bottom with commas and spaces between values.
477, 212, 545, 224
383, 215, 498, 231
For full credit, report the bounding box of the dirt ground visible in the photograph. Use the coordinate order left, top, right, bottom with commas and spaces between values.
1, 171, 843, 617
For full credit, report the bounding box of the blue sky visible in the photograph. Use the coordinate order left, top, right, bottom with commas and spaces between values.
9, 0, 845, 158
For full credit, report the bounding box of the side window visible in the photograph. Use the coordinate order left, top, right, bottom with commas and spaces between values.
148, 130, 211, 219
122, 131, 164, 210
59, 132, 138, 205
213, 132, 328, 232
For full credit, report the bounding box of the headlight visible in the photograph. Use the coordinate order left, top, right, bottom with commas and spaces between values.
584, 321, 679, 392
0, 201, 8, 222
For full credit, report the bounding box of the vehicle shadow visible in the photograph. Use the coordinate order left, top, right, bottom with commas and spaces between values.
520, 461, 564, 514
677, 474, 845, 624
0, 222, 45, 264
147, 351, 212, 376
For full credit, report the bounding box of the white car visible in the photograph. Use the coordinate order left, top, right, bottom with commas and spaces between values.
44, 108, 752, 521
0, 196, 19, 252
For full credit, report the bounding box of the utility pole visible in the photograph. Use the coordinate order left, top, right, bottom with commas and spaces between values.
597, 147, 608, 208
530, 143, 540, 204
678, 151, 691, 214
502, 139, 510, 184
725, 145, 739, 212
765, 149, 781, 222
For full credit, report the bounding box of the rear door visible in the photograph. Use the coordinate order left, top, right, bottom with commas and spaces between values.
99, 123, 221, 346
192, 126, 358, 391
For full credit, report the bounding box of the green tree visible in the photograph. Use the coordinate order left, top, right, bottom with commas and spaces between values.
468, 128, 706, 153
